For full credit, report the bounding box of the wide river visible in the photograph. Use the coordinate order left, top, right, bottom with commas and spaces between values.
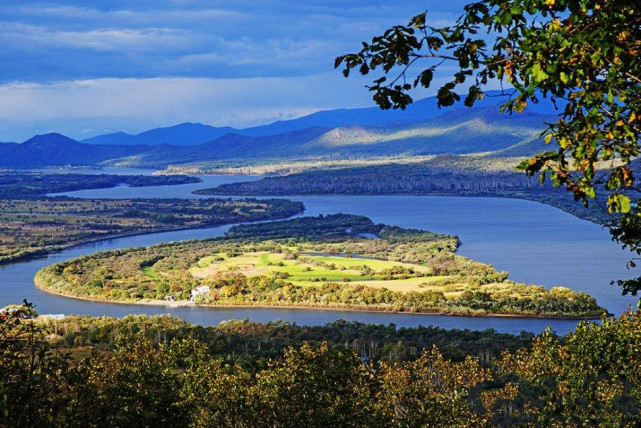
1, 169, 637, 335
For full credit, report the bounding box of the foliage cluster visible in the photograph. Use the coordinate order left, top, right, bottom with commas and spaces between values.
1, 303, 640, 427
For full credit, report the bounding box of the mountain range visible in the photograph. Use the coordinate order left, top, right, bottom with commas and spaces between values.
0, 93, 559, 169
81, 90, 560, 147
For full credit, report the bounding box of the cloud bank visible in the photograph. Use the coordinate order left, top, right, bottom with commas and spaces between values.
0, 0, 470, 140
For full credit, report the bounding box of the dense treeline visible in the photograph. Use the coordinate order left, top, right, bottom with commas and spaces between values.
0, 198, 303, 264
2, 304, 640, 427
225, 213, 452, 243
36, 215, 605, 318
38, 314, 535, 366
0, 171, 201, 199
196, 157, 610, 223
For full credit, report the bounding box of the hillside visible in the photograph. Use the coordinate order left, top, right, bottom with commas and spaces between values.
83, 90, 562, 145
3, 96, 559, 169
0, 133, 150, 168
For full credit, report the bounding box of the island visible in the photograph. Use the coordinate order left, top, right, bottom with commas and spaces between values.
35, 214, 605, 319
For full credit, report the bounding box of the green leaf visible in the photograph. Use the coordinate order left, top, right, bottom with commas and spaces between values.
531, 63, 549, 82
560, 72, 570, 84
608, 193, 631, 213
418, 69, 433, 88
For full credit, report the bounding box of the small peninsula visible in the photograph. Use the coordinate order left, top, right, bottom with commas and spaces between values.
36, 214, 605, 319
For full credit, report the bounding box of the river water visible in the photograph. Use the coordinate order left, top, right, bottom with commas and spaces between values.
0, 171, 636, 335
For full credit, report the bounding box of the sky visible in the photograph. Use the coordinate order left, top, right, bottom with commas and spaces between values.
0, 1, 473, 141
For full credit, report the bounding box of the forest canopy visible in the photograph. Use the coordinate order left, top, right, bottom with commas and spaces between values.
1, 303, 640, 426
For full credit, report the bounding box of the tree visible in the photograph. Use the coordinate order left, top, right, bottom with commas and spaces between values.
335, 0, 641, 294
0, 302, 74, 426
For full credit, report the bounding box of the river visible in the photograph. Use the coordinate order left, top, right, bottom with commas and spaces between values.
0, 171, 636, 335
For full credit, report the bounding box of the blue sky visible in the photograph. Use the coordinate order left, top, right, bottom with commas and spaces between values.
1, 1, 472, 141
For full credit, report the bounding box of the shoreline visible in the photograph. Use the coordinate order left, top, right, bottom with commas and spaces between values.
194, 190, 606, 225
34, 278, 604, 321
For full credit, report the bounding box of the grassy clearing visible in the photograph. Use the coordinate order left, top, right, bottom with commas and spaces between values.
191, 251, 457, 292
142, 266, 159, 279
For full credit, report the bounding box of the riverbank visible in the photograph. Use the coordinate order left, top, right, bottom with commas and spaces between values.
33, 279, 604, 320
192, 160, 610, 224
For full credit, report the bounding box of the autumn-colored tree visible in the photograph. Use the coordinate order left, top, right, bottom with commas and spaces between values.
251, 342, 375, 427
0, 302, 73, 426
1, 308, 641, 426
72, 337, 190, 427
336, 0, 641, 294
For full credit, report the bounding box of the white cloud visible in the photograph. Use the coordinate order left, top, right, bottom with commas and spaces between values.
2, 5, 247, 25
0, 0, 472, 140
0, 23, 194, 52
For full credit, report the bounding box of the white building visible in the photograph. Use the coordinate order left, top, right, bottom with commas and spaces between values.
190, 285, 210, 302
40, 314, 65, 320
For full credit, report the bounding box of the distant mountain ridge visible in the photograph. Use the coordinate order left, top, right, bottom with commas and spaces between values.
82, 123, 238, 146
110, 103, 554, 167
2, 94, 561, 168
0, 133, 149, 168
83, 90, 562, 147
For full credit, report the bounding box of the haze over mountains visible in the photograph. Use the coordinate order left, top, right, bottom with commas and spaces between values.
0, 93, 560, 169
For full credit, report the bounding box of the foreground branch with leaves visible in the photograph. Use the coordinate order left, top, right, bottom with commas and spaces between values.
336, 0, 641, 295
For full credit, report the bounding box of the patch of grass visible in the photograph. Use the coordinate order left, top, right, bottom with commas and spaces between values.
142, 266, 158, 279
191, 251, 444, 292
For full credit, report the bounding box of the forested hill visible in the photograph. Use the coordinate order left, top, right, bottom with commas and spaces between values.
0, 133, 149, 168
